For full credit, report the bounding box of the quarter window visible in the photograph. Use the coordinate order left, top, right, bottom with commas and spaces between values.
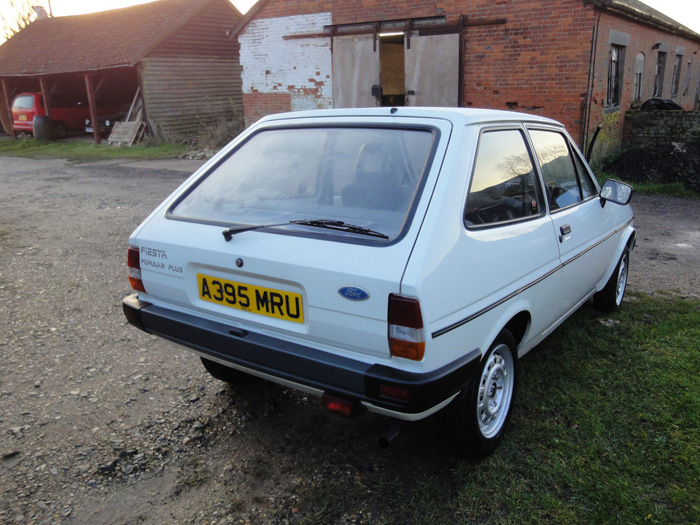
529, 130, 597, 211
464, 130, 544, 227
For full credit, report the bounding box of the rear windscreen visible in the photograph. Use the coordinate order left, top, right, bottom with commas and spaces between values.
12, 95, 35, 110
170, 126, 436, 241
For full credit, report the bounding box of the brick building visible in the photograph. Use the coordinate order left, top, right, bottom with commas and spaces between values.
231, 0, 700, 160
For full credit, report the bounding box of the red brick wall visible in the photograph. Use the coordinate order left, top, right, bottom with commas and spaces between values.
241, 0, 700, 158
457, 1, 594, 147
244, 0, 595, 140
588, 11, 700, 159
242, 91, 292, 125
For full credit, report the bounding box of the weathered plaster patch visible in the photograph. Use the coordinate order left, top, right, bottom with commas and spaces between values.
240, 13, 333, 109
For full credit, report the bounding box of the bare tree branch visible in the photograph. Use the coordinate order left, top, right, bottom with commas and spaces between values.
1, 0, 50, 42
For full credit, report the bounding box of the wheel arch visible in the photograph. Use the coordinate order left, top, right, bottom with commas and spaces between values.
480, 308, 531, 364
596, 225, 636, 293
503, 310, 531, 351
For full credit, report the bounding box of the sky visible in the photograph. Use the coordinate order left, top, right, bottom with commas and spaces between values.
47, 0, 258, 16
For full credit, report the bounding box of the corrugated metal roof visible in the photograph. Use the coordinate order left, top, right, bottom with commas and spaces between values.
0, 0, 238, 76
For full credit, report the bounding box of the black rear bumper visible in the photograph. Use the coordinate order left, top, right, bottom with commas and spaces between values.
123, 294, 481, 416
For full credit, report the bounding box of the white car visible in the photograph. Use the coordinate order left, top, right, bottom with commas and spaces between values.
123, 107, 634, 458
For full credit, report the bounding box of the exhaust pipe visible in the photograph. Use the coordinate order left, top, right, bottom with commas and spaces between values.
379, 422, 403, 448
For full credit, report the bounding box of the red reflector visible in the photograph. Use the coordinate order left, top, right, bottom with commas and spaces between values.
379, 384, 410, 402
127, 246, 146, 293
322, 393, 361, 418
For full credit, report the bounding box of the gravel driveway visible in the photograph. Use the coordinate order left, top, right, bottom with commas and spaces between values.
0, 156, 698, 524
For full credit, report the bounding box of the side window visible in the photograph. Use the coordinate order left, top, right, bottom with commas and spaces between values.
464, 129, 544, 227
529, 130, 595, 211
572, 150, 598, 199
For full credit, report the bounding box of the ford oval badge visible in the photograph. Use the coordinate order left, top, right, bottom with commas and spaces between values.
338, 286, 370, 301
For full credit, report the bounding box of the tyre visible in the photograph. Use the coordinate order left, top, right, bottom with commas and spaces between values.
200, 357, 257, 385
53, 122, 68, 140
593, 248, 629, 312
441, 329, 517, 460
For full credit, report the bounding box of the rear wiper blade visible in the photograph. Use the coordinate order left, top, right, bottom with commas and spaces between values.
222, 219, 388, 241
292, 219, 389, 239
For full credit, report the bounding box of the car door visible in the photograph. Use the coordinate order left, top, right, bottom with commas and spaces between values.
528, 127, 617, 316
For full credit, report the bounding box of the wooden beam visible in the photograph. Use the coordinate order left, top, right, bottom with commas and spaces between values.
84, 74, 101, 145
0, 78, 17, 139
283, 17, 506, 40
38, 77, 52, 119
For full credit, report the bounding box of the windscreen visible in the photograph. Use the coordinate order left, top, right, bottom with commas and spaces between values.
170, 126, 435, 241
12, 95, 35, 109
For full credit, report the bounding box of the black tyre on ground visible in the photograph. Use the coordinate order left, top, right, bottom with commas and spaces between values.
441, 329, 518, 460
593, 248, 629, 312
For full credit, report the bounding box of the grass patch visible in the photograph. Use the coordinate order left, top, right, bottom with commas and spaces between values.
0, 135, 188, 162
297, 295, 700, 524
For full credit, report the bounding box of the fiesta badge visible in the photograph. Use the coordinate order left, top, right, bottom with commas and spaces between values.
338, 286, 370, 301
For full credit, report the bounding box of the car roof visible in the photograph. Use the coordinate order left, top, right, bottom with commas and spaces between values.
256, 106, 562, 128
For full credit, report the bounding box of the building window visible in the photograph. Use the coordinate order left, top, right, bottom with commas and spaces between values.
654, 52, 667, 97
684, 59, 692, 96
607, 45, 624, 107
634, 53, 645, 101
671, 54, 683, 97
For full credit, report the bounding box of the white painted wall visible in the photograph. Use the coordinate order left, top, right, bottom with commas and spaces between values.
239, 13, 333, 112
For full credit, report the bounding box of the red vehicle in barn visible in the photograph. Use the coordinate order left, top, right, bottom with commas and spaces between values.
11, 92, 117, 139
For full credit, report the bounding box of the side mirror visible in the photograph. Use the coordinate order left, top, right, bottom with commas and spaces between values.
600, 179, 633, 207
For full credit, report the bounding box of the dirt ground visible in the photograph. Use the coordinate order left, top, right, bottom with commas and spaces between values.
0, 156, 698, 524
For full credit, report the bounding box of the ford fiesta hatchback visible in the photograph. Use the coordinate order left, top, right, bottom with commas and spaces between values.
123, 107, 634, 458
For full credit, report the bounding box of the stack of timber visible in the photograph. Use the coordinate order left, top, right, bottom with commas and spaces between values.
108, 88, 146, 147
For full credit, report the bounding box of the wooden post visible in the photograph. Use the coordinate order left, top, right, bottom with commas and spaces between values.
84, 74, 101, 144
38, 76, 52, 119
0, 78, 17, 139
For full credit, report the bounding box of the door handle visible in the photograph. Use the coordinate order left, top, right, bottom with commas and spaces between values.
559, 224, 571, 243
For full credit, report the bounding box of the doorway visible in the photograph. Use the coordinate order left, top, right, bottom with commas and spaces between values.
332, 29, 460, 108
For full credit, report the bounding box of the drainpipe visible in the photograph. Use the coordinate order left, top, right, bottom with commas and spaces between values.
583, 10, 601, 155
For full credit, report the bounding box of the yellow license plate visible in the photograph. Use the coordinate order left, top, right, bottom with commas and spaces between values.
197, 273, 303, 323
18, 115, 27, 121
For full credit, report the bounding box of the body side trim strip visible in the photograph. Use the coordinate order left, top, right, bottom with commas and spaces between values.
432, 217, 633, 338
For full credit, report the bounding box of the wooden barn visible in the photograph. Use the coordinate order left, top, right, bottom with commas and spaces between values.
0, 0, 243, 142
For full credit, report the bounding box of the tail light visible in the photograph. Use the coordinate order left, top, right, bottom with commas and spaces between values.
322, 393, 362, 417
127, 246, 146, 292
388, 294, 425, 361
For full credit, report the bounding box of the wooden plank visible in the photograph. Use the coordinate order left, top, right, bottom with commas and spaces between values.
38, 77, 52, 119
0, 78, 17, 139
84, 74, 101, 145
125, 87, 141, 122
108, 121, 143, 146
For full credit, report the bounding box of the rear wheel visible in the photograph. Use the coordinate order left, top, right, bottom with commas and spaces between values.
200, 357, 257, 385
441, 329, 517, 460
593, 248, 629, 312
